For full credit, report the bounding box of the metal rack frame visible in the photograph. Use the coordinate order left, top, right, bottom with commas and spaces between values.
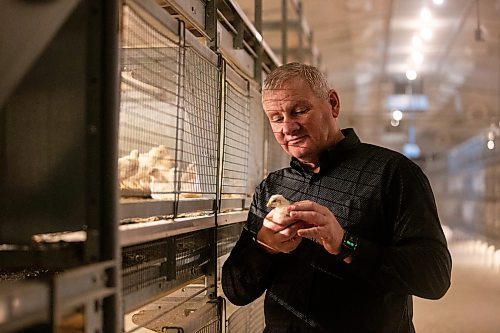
0, 0, 121, 332
426, 130, 500, 247
1, 0, 298, 331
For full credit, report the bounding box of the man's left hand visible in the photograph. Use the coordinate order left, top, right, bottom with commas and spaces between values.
288, 200, 345, 255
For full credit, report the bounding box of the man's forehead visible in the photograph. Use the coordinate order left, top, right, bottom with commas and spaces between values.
262, 95, 309, 105
262, 87, 310, 102
262, 97, 311, 114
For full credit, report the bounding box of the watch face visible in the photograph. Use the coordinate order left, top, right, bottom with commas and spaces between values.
342, 232, 358, 252
345, 237, 357, 249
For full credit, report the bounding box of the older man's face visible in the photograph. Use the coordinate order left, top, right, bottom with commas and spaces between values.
262, 77, 340, 164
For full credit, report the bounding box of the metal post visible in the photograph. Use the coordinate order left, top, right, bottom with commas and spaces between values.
255, 0, 263, 85
297, 1, 303, 62
281, 0, 288, 64
206, 0, 218, 51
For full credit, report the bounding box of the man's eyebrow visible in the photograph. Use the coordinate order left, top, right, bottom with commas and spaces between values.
290, 100, 311, 109
263, 100, 312, 114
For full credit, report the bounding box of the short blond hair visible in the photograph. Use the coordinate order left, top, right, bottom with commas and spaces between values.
263, 62, 330, 99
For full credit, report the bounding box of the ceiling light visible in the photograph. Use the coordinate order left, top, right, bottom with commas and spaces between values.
420, 7, 432, 21
392, 110, 403, 121
411, 51, 424, 65
391, 119, 400, 127
433, 0, 444, 5
420, 28, 433, 40
412, 35, 422, 48
487, 140, 495, 150
406, 69, 418, 80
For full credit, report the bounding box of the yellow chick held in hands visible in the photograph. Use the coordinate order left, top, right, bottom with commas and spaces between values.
266, 194, 291, 223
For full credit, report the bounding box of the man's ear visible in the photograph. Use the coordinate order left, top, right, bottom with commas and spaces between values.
328, 89, 340, 117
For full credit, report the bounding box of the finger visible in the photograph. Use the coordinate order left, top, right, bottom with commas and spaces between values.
264, 215, 298, 231
261, 224, 295, 245
287, 200, 318, 211
262, 216, 285, 232
289, 210, 325, 226
297, 226, 322, 238
273, 219, 301, 234
288, 200, 331, 215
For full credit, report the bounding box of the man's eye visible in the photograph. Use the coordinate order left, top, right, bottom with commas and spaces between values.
294, 108, 309, 115
270, 115, 283, 122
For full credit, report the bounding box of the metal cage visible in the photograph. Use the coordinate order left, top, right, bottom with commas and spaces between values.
246, 86, 266, 203
179, 40, 220, 209
118, 0, 221, 218
221, 65, 250, 201
122, 229, 213, 313
119, 2, 180, 201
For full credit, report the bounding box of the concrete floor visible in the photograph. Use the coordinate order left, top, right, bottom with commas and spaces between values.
413, 239, 500, 333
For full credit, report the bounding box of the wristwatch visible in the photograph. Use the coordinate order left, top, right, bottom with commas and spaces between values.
337, 231, 359, 261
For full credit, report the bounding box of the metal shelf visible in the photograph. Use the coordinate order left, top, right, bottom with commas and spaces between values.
0, 261, 116, 333
120, 210, 247, 247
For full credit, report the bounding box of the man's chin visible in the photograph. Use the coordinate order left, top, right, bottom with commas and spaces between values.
288, 148, 313, 161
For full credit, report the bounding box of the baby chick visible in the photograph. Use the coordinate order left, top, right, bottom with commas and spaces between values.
118, 149, 139, 184
266, 194, 291, 223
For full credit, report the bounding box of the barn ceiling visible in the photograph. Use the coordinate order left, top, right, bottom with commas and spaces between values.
236, 0, 500, 159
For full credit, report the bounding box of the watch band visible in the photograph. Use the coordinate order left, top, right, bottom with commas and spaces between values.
337, 231, 359, 261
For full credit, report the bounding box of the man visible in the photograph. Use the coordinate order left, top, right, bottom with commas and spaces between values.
221, 62, 452, 332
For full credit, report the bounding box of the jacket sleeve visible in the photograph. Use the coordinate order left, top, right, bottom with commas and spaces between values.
221, 212, 278, 306
347, 157, 452, 299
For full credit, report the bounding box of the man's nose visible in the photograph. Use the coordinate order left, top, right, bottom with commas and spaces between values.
282, 118, 300, 135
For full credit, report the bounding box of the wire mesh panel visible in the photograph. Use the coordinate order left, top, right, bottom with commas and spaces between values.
122, 238, 172, 311
122, 239, 169, 296
217, 223, 244, 258
119, 3, 180, 200
265, 121, 290, 175
221, 67, 250, 199
122, 229, 212, 313
175, 230, 212, 282
195, 317, 220, 333
247, 87, 266, 196
178, 44, 220, 203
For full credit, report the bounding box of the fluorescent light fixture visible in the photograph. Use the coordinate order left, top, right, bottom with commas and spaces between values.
420, 28, 433, 40
411, 51, 424, 65
406, 69, 418, 80
392, 109, 403, 121
420, 7, 432, 21
387, 94, 429, 111
412, 35, 422, 48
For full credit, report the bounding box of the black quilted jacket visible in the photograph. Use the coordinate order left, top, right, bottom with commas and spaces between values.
222, 128, 452, 333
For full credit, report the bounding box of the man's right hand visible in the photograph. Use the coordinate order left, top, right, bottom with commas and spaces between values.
256, 209, 305, 254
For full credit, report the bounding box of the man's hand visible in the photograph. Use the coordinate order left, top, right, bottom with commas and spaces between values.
289, 200, 345, 255
256, 208, 304, 254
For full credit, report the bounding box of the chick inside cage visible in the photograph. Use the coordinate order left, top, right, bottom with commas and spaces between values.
118, 4, 219, 203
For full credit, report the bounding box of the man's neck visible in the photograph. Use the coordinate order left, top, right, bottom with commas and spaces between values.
299, 160, 320, 173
